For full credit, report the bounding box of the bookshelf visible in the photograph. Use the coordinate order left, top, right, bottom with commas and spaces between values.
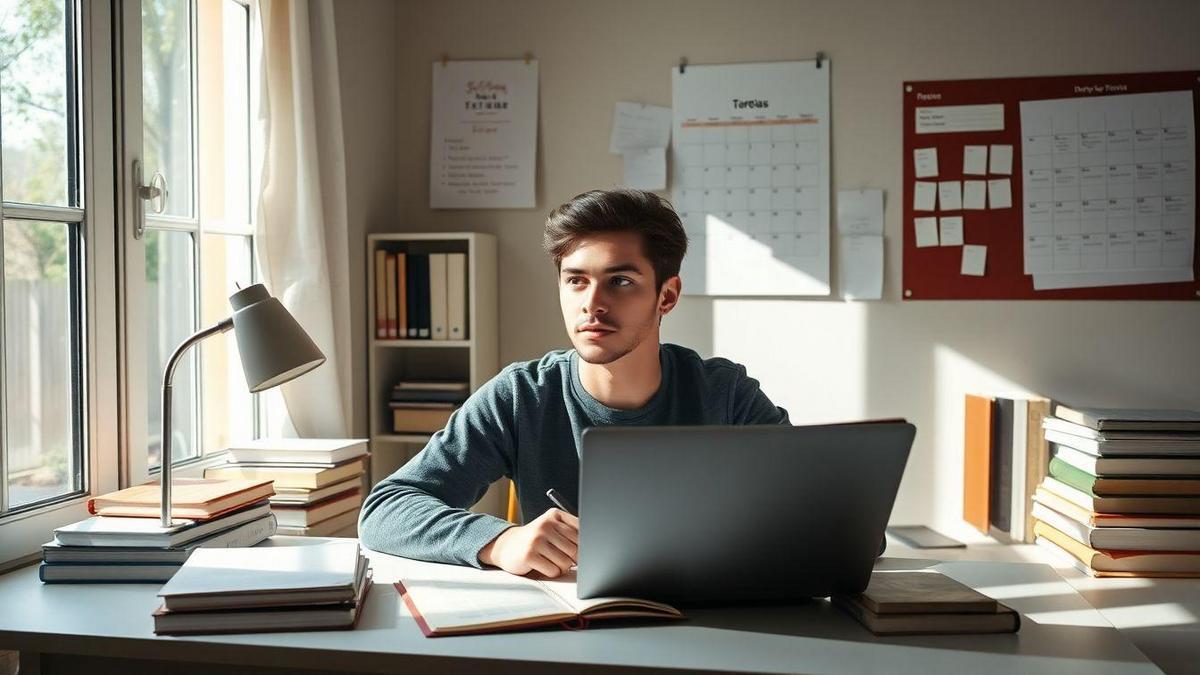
366, 232, 506, 518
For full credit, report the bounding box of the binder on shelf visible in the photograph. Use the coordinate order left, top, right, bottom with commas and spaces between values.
413, 254, 431, 339
374, 250, 387, 339
384, 253, 398, 339
447, 253, 467, 340
429, 253, 449, 340
405, 253, 421, 338
396, 252, 408, 339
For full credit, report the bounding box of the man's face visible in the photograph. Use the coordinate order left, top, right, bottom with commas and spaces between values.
558, 231, 675, 365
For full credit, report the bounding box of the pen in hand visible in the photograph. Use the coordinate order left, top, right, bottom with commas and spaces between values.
545, 488, 577, 517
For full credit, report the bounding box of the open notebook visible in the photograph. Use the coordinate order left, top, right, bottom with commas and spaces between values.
395, 559, 683, 637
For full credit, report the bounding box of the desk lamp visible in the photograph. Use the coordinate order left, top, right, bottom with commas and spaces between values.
157, 283, 325, 526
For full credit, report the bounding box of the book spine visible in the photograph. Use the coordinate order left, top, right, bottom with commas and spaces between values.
406, 252, 419, 338
417, 254, 431, 338
963, 394, 993, 533
447, 253, 467, 340
429, 253, 449, 340
384, 253, 398, 339
374, 249, 387, 339
1024, 398, 1051, 543
397, 252, 408, 338
989, 398, 1013, 536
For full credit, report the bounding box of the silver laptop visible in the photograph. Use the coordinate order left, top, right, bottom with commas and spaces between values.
576, 422, 915, 605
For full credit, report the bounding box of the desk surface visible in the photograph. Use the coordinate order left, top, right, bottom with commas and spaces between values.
0, 537, 1189, 675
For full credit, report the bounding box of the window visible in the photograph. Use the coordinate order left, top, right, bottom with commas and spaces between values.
139, 0, 257, 473
1, 0, 85, 513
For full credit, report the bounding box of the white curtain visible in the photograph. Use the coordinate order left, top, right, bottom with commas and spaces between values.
254, 0, 351, 438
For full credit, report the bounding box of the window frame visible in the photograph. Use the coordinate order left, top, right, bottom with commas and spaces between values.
0, 0, 120, 569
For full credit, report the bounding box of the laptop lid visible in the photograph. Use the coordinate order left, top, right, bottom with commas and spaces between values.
576, 422, 915, 605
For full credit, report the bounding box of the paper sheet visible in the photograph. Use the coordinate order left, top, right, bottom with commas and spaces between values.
609, 101, 672, 154
989, 144, 1013, 175
988, 178, 1012, 209
1020, 90, 1195, 286
913, 181, 937, 211
430, 60, 538, 209
839, 235, 883, 300
621, 147, 667, 190
939, 216, 964, 246
837, 189, 884, 235
914, 148, 939, 178
963, 145, 988, 175
914, 217, 939, 247
963, 180, 987, 209
915, 104, 1005, 134
962, 245, 987, 276
672, 59, 832, 296
938, 181, 962, 211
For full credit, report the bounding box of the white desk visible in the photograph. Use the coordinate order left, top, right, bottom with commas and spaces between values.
0, 537, 1186, 674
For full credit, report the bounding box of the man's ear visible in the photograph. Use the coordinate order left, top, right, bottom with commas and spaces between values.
658, 276, 681, 317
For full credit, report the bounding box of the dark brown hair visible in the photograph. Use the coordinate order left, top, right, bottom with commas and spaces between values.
543, 189, 688, 289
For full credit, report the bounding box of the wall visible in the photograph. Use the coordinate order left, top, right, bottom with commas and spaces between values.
341, 0, 1200, 535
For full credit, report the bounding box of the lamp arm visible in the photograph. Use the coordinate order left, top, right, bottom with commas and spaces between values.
159, 316, 234, 526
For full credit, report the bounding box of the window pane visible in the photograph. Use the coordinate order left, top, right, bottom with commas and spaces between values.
200, 233, 252, 452
4, 219, 79, 507
0, 0, 71, 207
146, 228, 197, 467
142, 0, 194, 219
197, 0, 250, 231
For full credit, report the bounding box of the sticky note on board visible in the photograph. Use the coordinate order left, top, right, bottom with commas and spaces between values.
988, 178, 1012, 209
914, 148, 939, 178
963, 180, 987, 209
963, 145, 988, 175
938, 181, 962, 211
962, 245, 987, 276
939, 216, 964, 246
914, 217, 939, 247
913, 181, 937, 211
989, 144, 1013, 175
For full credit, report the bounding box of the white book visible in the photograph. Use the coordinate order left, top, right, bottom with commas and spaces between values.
447, 252, 467, 340
1044, 425, 1200, 456
1009, 399, 1028, 543
44, 513, 278, 564
225, 438, 368, 465
40, 562, 182, 583
429, 253, 449, 340
275, 509, 359, 537
1032, 502, 1200, 551
159, 539, 364, 607
54, 501, 272, 548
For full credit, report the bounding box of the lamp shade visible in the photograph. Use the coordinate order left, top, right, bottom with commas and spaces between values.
229, 283, 326, 392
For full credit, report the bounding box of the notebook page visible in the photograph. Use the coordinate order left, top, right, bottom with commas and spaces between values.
532, 569, 680, 617
399, 563, 575, 631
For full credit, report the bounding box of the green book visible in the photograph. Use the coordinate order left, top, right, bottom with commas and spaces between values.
1048, 456, 1099, 497
1048, 456, 1200, 497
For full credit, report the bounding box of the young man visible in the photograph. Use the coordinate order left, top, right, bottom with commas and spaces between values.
358, 189, 789, 578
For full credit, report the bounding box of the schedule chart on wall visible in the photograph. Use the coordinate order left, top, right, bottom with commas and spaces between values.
671, 60, 831, 296
1020, 91, 1195, 290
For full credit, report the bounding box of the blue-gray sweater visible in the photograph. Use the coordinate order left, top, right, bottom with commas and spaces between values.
358, 343, 789, 567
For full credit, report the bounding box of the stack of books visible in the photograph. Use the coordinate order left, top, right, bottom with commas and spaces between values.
1031, 406, 1200, 577
205, 439, 369, 537
832, 570, 1020, 635
389, 380, 469, 433
153, 539, 372, 635
41, 478, 277, 583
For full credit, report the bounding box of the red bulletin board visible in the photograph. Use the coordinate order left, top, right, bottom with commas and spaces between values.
902, 71, 1200, 300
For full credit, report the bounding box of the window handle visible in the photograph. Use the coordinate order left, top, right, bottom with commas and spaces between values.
132, 159, 168, 239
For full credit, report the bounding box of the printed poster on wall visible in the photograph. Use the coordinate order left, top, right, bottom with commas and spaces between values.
430, 59, 538, 209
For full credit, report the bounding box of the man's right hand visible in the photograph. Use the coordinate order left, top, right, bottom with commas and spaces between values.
478, 508, 579, 578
